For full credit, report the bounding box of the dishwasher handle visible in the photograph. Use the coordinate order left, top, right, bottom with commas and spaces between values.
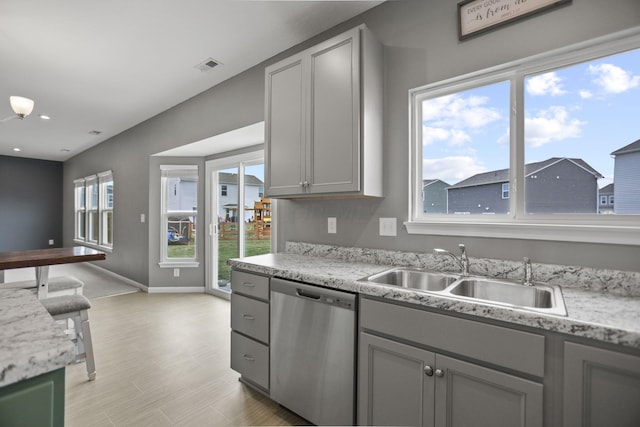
271, 278, 356, 310
296, 289, 322, 300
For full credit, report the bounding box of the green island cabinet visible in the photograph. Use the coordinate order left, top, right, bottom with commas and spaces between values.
0, 368, 65, 427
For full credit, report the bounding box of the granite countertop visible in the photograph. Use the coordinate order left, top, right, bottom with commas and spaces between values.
0, 289, 75, 388
229, 249, 640, 350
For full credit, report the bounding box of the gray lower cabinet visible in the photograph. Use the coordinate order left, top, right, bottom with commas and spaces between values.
563, 341, 640, 427
358, 297, 544, 427
359, 332, 543, 427
229, 269, 270, 393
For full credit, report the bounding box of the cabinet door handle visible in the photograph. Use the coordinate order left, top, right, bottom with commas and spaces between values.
424, 365, 434, 376
242, 282, 255, 288
242, 314, 255, 320
242, 354, 255, 362
435, 369, 445, 377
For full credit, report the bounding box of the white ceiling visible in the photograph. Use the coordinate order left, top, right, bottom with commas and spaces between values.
0, 0, 382, 162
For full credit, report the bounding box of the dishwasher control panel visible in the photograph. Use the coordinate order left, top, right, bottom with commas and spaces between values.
324, 296, 354, 309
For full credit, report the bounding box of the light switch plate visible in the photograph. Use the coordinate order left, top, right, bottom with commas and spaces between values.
379, 217, 397, 236
328, 217, 337, 234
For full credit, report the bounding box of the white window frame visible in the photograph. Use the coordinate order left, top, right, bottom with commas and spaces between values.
98, 171, 114, 249
407, 28, 640, 245
73, 170, 113, 251
502, 183, 510, 200
159, 165, 199, 268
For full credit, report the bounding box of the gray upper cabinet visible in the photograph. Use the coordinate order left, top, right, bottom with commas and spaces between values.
265, 25, 383, 198
564, 341, 640, 427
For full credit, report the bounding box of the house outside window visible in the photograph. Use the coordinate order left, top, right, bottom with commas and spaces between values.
221, 185, 227, 196
502, 183, 510, 200
160, 165, 198, 267
408, 31, 640, 245
74, 170, 113, 250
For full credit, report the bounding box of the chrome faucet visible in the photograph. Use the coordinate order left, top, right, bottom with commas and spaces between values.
523, 257, 533, 286
434, 244, 469, 275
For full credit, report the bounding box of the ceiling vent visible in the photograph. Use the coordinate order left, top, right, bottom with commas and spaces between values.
195, 57, 222, 72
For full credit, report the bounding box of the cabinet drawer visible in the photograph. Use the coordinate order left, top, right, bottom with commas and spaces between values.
231, 270, 269, 301
231, 294, 269, 344
231, 331, 269, 391
360, 298, 545, 377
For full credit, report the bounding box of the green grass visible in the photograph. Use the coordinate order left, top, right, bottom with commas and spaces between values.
218, 239, 271, 283
166, 237, 270, 283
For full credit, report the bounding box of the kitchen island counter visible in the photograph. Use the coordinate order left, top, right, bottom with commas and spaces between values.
229, 248, 640, 350
0, 289, 75, 388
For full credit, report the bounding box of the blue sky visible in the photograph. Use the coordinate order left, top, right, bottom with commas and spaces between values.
422, 48, 640, 187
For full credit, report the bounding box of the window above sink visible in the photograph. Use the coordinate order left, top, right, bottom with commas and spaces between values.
407, 28, 640, 246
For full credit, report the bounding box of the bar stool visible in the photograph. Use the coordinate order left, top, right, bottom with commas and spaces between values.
41, 295, 96, 381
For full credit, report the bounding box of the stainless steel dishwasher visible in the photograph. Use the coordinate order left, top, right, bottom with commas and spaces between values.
270, 278, 356, 426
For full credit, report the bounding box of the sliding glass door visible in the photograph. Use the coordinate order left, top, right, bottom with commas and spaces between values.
205, 152, 273, 298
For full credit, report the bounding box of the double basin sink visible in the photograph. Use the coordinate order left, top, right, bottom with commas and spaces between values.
360, 267, 567, 316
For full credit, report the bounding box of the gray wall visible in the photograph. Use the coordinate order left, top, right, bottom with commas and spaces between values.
63, 0, 640, 288
0, 155, 62, 251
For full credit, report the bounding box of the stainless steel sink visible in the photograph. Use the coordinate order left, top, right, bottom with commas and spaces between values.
361, 268, 459, 292
445, 277, 567, 316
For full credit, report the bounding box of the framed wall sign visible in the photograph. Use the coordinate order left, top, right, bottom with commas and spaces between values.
458, 0, 572, 40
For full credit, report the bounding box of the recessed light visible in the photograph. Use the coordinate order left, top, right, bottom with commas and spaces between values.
13, 148, 21, 152
60, 148, 71, 153
88, 130, 102, 135
39, 114, 51, 120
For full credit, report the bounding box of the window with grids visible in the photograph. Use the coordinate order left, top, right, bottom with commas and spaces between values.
74, 170, 113, 249
160, 165, 198, 265
408, 32, 640, 244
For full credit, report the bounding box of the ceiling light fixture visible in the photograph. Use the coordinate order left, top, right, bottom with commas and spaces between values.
1, 96, 35, 122
39, 114, 51, 120
10, 96, 35, 119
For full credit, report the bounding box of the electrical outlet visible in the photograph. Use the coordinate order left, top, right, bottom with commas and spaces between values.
173, 268, 180, 277
328, 217, 337, 234
379, 218, 397, 236
48, 239, 54, 245
140, 213, 146, 223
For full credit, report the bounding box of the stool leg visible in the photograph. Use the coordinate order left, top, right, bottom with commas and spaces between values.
80, 310, 96, 381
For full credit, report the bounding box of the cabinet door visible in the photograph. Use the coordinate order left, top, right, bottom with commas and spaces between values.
564, 342, 640, 427
265, 53, 306, 196
307, 28, 360, 194
359, 332, 435, 427
434, 354, 543, 427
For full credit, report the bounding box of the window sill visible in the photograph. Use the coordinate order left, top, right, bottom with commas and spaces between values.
404, 220, 640, 246
158, 261, 200, 268
73, 240, 114, 253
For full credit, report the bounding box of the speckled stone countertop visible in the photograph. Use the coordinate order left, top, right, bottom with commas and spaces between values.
228, 242, 640, 350
0, 289, 75, 388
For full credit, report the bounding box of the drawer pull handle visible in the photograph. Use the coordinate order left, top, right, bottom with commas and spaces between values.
242, 314, 255, 320
242, 282, 255, 288
243, 354, 255, 362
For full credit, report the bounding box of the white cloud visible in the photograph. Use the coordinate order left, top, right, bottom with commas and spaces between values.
422, 94, 502, 130
588, 63, 640, 94
526, 72, 567, 96
423, 126, 472, 146
579, 90, 593, 99
525, 106, 586, 147
423, 156, 488, 183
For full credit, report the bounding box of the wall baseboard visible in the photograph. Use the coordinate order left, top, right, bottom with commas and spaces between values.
85, 262, 149, 292
147, 286, 205, 294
